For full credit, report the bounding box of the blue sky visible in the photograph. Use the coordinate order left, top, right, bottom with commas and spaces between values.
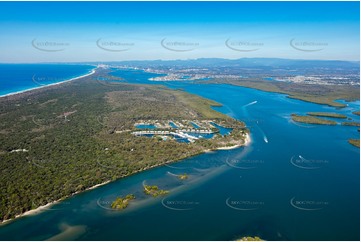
0, 1, 359, 63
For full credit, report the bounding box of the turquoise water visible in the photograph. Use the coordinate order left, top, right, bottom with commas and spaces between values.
0, 64, 95, 96
169, 122, 178, 128
0, 69, 359, 240
190, 122, 200, 129
135, 124, 157, 129
211, 122, 233, 135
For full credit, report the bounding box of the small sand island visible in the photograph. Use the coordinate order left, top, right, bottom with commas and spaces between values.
178, 174, 188, 180
237, 236, 263, 241
111, 194, 135, 210
144, 185, 169, 197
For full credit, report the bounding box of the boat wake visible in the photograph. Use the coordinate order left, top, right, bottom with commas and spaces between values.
257, 126, 269, 143
242, 100, 257, 108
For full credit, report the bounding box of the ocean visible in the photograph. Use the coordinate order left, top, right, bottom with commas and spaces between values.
0, 64, 95, 97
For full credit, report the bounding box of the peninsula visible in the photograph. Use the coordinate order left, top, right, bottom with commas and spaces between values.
0, 68, 248, 222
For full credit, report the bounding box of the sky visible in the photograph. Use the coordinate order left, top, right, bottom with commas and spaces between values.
0, 1, 359, 63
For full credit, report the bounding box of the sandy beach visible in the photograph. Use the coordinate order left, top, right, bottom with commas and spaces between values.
0, 179, 111, 225
216, 133, 251, 150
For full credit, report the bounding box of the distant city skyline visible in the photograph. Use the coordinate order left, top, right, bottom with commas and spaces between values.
0, 1, 359, 63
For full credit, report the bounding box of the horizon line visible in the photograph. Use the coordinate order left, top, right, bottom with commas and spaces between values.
0, 57, 360, 65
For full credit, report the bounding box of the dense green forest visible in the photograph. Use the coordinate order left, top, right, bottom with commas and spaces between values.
0, 70, 247, 222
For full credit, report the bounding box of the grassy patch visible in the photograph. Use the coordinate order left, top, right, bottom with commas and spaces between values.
291, 114, 337, 125
209, 78, 359, 107
307, 112, 347, 119
342, 122, 360, 127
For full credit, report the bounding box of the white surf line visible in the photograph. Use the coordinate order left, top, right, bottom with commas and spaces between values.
0, 68, 97, 98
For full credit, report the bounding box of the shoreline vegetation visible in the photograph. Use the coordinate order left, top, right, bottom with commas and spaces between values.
237, 236, 263, 241
348, 139, 360, 148
209, 78, 359, 107
291, 114, 337, 125
291, 112, 359, 148
342, 122, 360, 127
0, 179, 111, 225
0, 68, 249, 224
143, 185, 169, 197
178, 174, 188, 180
307, 112, 347, 119
111, 194, 135, 210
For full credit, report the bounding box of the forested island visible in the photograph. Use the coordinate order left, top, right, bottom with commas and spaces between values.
307, 112, 347, 119
291, 114, 337, 125
209, 76, 359, 107
111, 194, 135, 210
143, 185, 169, 197
291, 113, 360, 148
0, 69, 248, 222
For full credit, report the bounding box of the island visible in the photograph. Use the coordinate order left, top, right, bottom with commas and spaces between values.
342, 122, 360, 127
111, 194, 135, 210
307, 112, 347, 119
348, 139, 360, 148
237, 236, 263, 241
291, 114, 337, 125
178, 174, 188, 180
143, 185, 169, 197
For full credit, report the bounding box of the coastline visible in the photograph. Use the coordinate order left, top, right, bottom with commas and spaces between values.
215, 133, 251, 150
1, 133, 251, 225
0, 68, 97, 99
0, 70, 251, 225
0, 180, 111, 225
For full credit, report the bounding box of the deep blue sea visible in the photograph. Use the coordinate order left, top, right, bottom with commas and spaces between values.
0, 68, 359, 240
0, 64, 95, 96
